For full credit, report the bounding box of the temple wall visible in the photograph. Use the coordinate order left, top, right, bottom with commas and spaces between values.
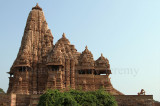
0, 94, 11, 106
0, 94, 155, 106
115, 95, 154, 106
0, 93, 17, 106
154, 101, 160, 106
76, 74, 109, 91
16, 94, 30, 106
29, 94, 41, 106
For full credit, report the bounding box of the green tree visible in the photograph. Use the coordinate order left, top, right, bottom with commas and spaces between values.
38, 89, 117, 106
90, 89, 117, 106
54, 93, 79, 106
0, 88, 5, 93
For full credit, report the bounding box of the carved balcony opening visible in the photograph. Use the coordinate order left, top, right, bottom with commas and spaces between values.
78, 69, 93, 74
51, 66, 59, 71
18, 66, 28, 72
86, 69, 92, 74
94, 70, 106, 75
78, 70, 85, 74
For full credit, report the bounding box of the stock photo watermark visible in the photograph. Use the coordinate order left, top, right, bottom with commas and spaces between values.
111, 67, 139, 77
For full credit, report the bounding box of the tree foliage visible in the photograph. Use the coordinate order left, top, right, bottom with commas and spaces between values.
0, 88, 5, 93
38, 89, 117, 106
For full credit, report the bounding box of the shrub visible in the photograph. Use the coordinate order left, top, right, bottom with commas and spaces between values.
38, 89, 117, 106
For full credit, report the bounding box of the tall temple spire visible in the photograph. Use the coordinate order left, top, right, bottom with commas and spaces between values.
7, 4, 53, 94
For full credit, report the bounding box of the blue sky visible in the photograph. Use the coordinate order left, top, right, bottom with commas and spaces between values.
0, 0, 160, 101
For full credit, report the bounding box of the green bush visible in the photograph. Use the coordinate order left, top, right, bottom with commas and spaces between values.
38, 89, 117, 106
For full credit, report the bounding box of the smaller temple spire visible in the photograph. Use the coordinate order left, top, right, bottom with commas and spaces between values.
32, 3, 42, 11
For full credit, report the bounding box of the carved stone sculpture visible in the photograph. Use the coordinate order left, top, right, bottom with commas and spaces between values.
138, 89, 146, 95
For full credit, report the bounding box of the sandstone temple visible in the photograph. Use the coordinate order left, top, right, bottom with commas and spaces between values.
0, 4, 154, 106
7, 3, 122, 95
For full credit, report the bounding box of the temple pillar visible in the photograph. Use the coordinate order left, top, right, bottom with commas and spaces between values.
56, 68, 63, 89
82, 80, 87, 91
65, 59, 70, 89
17, 77, 23, 94
62, 66, 66, 89
70, 60, 75, 89
32, 63, 38, 94
24, 69, 29, 94
53, 76, 56, 89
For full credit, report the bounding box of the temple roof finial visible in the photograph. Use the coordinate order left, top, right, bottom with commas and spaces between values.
62, 33, 66, 38
32, 3, 42, 11
101, 53, 103, 57
85, 45, 88, 50
36, 3, 39, 6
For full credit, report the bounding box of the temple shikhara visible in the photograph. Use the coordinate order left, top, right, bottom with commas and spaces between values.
0, 4, 154, 106
7, 3, 122, 95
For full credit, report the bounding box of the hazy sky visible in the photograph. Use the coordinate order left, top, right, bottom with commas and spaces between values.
0, 0, 160, 101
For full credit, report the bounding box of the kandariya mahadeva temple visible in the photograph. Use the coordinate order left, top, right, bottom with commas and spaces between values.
7, 3, 122, 95
0, 4, 154, 106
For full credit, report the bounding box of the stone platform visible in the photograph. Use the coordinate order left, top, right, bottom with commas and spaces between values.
0, 94, 154, 106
